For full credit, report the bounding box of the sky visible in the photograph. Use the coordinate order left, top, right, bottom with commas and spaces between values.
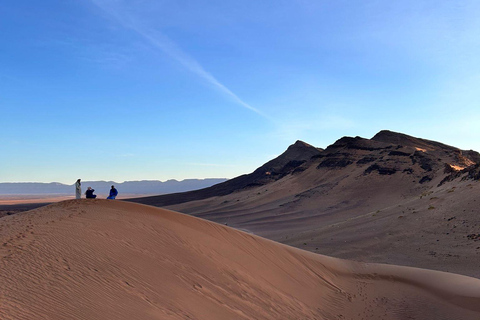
2, 0, 480, 184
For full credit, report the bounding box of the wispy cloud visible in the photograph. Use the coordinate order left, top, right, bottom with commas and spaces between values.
90, 0, 268, 118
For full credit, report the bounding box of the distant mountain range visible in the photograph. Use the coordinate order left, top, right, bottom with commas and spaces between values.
0, 179, 227, 195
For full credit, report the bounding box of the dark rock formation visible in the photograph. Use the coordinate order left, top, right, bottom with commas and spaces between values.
364, 164, 397, 175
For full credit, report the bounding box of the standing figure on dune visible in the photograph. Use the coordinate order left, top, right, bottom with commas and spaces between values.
107, 185, 118, 200
75, 179, 81, 199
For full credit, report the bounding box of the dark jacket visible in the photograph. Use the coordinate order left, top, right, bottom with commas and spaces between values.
109, 188, 118, 197
86, 189, 96, 198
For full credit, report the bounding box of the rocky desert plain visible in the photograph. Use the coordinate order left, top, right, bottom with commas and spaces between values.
1, 130, 480, 319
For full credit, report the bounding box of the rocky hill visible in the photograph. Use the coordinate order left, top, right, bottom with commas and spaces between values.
131, 130, 479, 208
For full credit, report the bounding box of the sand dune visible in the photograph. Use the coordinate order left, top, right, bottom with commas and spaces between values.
1, 200, 479, 319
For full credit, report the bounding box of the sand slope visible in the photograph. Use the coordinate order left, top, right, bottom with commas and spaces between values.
1, 200, 479, 319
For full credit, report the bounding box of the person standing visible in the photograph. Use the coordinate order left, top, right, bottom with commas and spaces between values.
107, 185, 118, 200
75, 179, 82, 199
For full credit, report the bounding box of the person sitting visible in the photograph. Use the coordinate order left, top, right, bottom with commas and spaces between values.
85, 187, 97, 199
107, 185, 118, 200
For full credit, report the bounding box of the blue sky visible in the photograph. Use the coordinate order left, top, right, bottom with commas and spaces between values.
2, 0, 480, 183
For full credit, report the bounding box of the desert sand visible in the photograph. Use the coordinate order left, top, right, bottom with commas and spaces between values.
1, 199, 479, 319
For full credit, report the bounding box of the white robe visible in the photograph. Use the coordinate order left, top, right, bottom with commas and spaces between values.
75, 181, 81, 199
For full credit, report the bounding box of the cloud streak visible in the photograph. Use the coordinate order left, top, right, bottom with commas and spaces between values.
90, 0, 268, 118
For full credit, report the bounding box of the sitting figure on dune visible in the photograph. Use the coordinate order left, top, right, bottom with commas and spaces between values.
107, 185, 118, 200
85, 187, 97, 199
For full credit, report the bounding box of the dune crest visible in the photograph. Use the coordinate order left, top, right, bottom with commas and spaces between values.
1, 200, 479, 319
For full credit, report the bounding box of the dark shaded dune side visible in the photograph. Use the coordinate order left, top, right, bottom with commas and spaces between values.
0, 203, 51, 217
